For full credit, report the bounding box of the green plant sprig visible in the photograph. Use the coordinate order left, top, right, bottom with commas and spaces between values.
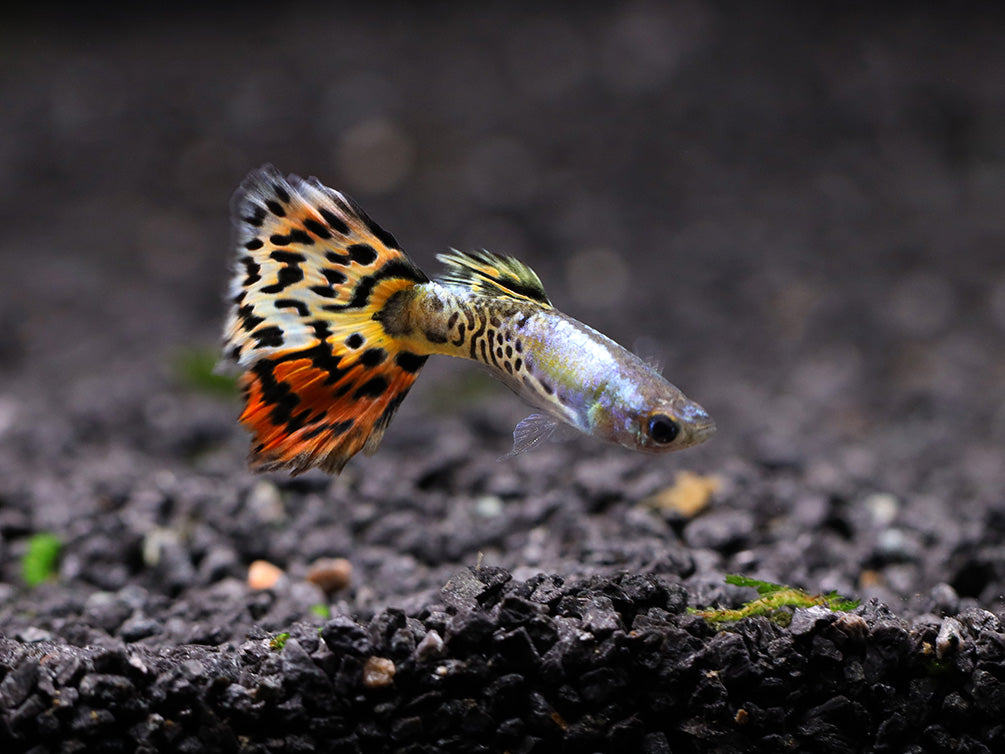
269, 632, 291, 651
22, 533, 62, 587
691, 575, 860, 626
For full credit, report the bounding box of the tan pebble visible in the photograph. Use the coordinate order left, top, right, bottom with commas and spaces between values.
858, 569, 882, 589
362, 656, 396, 688
641, 471, 720, 518
833, 613, 868, 641
248, 559, 284, 590
306, 557, 353, 594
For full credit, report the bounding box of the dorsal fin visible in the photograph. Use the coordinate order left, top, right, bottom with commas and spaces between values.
435, 250, 552, 307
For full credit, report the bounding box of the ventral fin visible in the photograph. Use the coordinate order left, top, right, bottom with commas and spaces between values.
499, 413, 559, 460
436, 249, 552, 307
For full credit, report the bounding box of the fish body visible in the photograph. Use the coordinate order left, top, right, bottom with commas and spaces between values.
223, 166, 714, 474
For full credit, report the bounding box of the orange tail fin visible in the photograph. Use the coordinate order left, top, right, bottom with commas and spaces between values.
223, 166, 429, 474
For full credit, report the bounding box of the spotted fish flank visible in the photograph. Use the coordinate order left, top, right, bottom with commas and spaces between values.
223, 166, 715, 475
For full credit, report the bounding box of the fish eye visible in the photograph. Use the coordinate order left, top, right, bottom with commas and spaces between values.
648, 414, 679, 445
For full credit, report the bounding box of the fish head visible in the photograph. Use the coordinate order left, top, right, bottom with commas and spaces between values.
591, 380, 716, 454
638, 394, 716, 453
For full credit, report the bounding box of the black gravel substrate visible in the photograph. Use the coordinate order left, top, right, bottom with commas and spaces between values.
4, 567, 1005, 753
3, 4, 1005, 752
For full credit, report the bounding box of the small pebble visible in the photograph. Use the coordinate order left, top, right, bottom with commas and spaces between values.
474, 495, 504, 518
361, 656, 396, 688
936, 617, 964, 659
246, 480, 285, 523
18, 627, 54, 643
833, 613, 869, 641
863, 492, 899, 527
414, 629, 445, 661
641, 471, 720, 518
928, 582, 960, 615
248, 560, 284, 591
306, 557, 353, 594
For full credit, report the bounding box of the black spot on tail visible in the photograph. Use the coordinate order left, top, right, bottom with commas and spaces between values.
276, 299, 310, 317
241, 257, 261, 286
308, 347, 344, 385
304, 218, 332, 239
395, 352, 428, 373
273, 183, 290, 203
311, 320, 332, 340
365, 219, 400, 251
319, 207, 350, 235
323, 269, 347, 286
360, 348, 387, 367
289, 228, 313, 245
261, 266, 304, 294
244, 204, 267, 227
270, 250, 306, 264
254, 358, 307, 431
238, 304, 265, 332
353, 376, 389, 400
348, 244, 378, 265
252, 326, 284, 349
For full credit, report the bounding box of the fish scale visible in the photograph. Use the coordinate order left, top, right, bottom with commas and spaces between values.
222, 165, 715, 475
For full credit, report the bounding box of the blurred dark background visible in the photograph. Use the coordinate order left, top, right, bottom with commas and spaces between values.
1, 2, 1003, 484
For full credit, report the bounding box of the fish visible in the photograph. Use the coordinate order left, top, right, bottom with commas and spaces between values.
222, 165, 715, 474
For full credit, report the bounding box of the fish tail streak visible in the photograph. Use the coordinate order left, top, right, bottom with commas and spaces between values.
223, 165, 430, 474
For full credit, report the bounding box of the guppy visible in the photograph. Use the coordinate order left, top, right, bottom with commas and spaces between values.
223, 166, 715, 474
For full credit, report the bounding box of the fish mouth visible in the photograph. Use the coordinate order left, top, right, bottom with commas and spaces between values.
674, 401, 716, 446
687, 417, 717, 446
